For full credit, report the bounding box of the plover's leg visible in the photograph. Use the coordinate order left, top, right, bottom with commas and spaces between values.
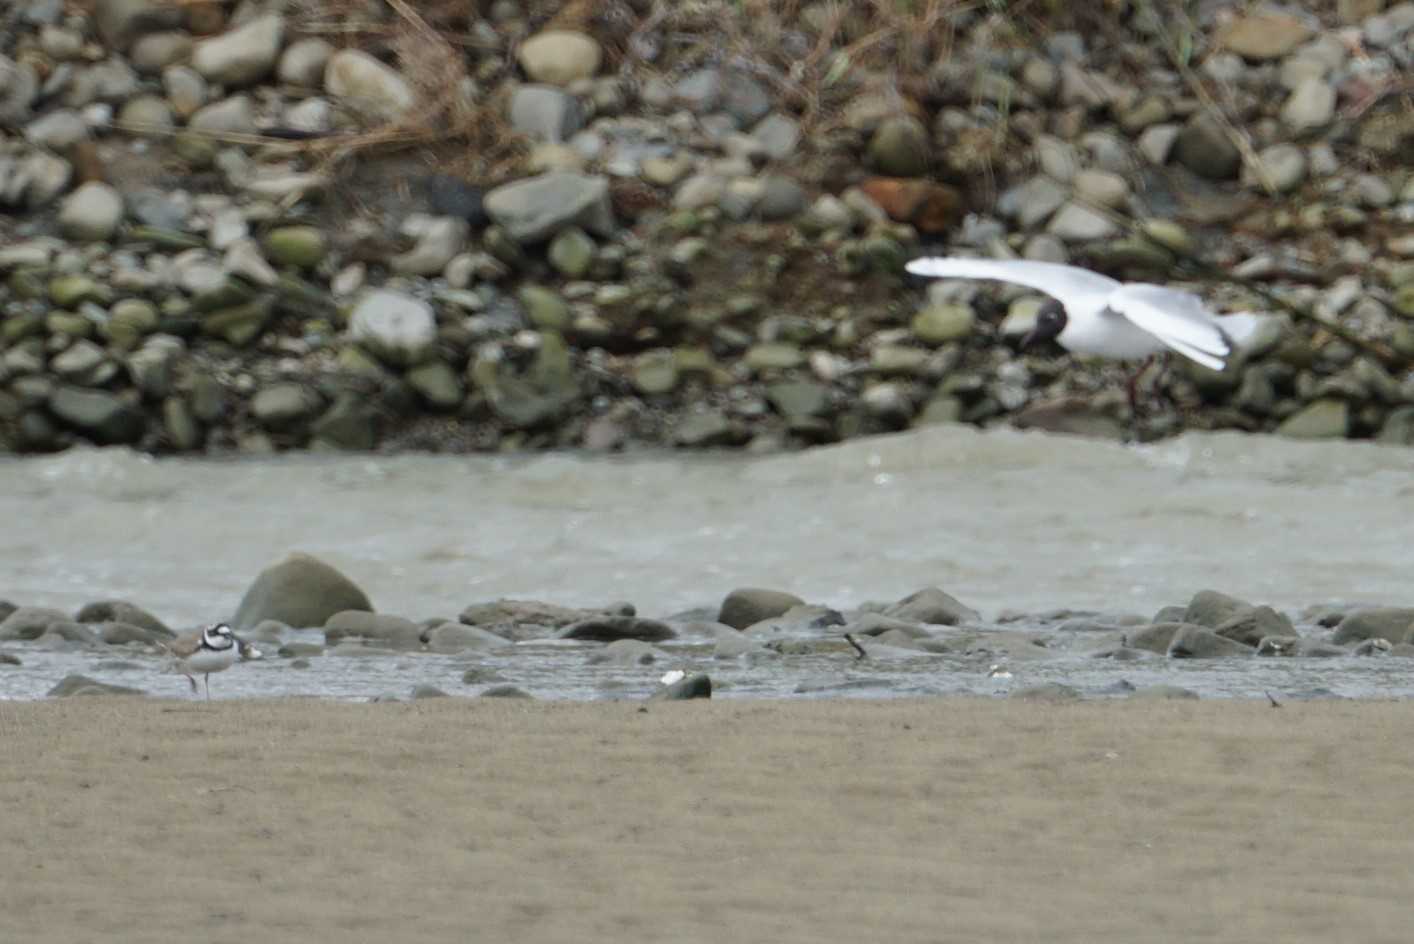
204, 674, 211, 701
185, 673, 198, 694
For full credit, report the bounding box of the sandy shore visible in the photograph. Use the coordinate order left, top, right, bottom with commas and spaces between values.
3, 697, 1412, 943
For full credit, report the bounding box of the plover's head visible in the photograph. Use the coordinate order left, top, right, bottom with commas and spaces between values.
1021, 299, 1067, 351
203, 623, 236, 649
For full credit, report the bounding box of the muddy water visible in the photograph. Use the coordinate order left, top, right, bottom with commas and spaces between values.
3, 425, 1411, 700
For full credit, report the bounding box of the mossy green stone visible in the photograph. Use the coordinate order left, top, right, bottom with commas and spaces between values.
766, 380, 830, 418
673, 347, 717, 376
202, 296, 273, 346
191, 278, 258, 312
261, 226, 327, 269
162, 396, 203, 451
2, 314, 45, 345
311, 394, 381, 451
517, 284, 571, 330
1276, 398, 1349, 439
547, 227, 595, 278
49, 275, 104, 308
1139, 219, 1194, 254
744, 343, 804, 371
1393, 284, 1414, 320
106, 298, 160, 348
472, 332, 580, 429
9, 268, 48, 300
871, 344, 930, 375
594, 284, 634, 308
867, 115, 930, 178
46, 312, 93, 339
336, 345, 386, 375
632, 349, 679, 395
862, 235, 907, 273
406, 360, 464, 410
668, 237, 710, 268
172, 132, 217, 167
1392, 324, 1414, 360
910, 303, 975, 345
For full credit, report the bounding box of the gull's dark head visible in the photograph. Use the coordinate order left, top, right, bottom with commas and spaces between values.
1020, 299, 1067, 351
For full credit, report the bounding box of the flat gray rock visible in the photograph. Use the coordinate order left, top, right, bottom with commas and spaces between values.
47, 674, 145, 697
483, 172, 614, 243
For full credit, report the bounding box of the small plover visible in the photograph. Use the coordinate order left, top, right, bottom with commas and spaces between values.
165, 623, 258, 699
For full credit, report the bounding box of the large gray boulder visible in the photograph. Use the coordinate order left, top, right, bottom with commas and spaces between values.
717, 587, 804, 630
0, 606, 69, 641
1332, 608, 1414, 645
1214, 605, 1294, 647
75, 600, 172, 637
1182, 589, 1252, 628
231, 552, 372, 630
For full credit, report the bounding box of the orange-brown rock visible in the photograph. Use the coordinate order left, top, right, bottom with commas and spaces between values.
858, 177, 961, 234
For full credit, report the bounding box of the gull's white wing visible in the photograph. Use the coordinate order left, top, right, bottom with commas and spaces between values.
1107, 283, 1231, 370
905, 257, 1121, 311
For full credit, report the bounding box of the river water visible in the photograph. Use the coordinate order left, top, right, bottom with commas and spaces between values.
3, 425, 1412, 700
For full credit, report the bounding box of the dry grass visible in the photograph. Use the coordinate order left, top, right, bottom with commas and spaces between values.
5, 697, 1414, 943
